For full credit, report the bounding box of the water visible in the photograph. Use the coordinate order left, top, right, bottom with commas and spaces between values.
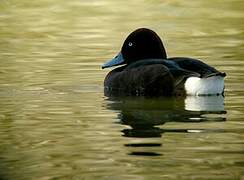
0, 0, 244, 179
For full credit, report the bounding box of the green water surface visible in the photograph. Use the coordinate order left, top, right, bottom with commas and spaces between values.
0, 0, 244, 179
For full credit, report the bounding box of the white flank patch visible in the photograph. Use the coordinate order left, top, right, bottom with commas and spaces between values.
184, 76, 224, 95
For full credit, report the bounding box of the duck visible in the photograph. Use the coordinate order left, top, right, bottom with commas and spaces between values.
102, 28, 226, 96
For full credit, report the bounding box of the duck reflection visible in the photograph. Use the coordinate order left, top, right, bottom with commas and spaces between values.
185, 95, 224, 111
105, 95, 226, 156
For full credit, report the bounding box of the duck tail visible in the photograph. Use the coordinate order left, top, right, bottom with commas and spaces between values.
203, 72, 226, 78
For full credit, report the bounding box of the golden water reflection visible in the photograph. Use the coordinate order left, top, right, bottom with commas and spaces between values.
0, 0, 244, 179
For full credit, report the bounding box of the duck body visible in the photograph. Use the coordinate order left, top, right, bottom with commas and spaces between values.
102, 28, 226, 97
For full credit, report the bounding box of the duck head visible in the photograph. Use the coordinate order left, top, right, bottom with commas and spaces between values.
102, 28, 167, 69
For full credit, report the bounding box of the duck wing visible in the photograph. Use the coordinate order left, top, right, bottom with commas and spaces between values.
126, 59, 201, 87
126, 59, 200, 77
104, 63, 175, 96
168, 57, 226, 78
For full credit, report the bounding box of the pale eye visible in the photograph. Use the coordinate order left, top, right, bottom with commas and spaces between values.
128, 42, 133, 47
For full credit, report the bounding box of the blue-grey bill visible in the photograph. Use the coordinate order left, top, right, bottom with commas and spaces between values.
102, 52, 125, 69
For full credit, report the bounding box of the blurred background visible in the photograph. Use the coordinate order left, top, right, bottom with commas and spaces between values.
0, 0, 244, 179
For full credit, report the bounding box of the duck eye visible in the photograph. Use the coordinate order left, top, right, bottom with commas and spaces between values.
128, 42, 133, 47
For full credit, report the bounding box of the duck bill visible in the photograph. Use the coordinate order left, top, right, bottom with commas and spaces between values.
102, 52, 125, 69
